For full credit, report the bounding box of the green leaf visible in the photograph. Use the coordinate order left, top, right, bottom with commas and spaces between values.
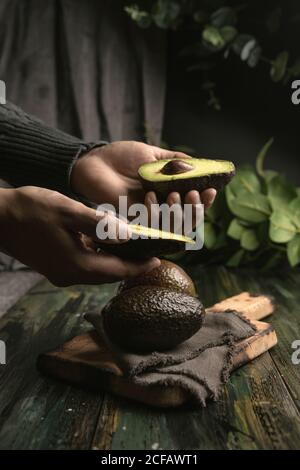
287, 234, 300, 267
193, 10, 208, 25
210, 7, 237, 28
256, 137, 274, 177
241, 39, 257, 61
226, 249, 244, 267
241, 229, 260, 251
297, 188, 300, 198
264, 170, 278, 183
229, 193, 271, 223
267, 175, 297, 210
269, 211, 297, 243
152, 0, 181, 29
204, 222, 217, 249
220, 26, 237, 44
212, 230, 227, 250
227, 218, 245, 240
247, 45, 262, 68
202, 26, 225, 49
232, 34, 255, 58
288, 197, 300, 228
229, 168, 261, 196
284, 57, 300, 84
271, 51, 289, 83
124, 6, 152, 28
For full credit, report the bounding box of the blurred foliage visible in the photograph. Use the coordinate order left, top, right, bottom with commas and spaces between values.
125, 1, 300, 110
167, 139, 300, 270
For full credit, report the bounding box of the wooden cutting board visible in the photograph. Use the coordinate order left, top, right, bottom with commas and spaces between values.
37, 292, 277, 407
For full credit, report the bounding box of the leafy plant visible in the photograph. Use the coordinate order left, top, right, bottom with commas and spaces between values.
169, 139, 300, 270
125, 1, 300, 110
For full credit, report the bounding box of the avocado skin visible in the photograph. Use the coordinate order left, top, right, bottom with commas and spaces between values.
97, 237, 188, 260
140, 170, 235, 203
118, 260, 196, 296
103, 286, 205, 352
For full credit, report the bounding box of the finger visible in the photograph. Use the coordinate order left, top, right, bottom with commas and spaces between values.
166, 192, 183, 233
144, 191, 160, 229
96, 211, 132, 244
200, 188, 217, 211
156, 148, 193, 161
184, 190, 202, 230
78, 252, 161, 284
65, 203, 131, 244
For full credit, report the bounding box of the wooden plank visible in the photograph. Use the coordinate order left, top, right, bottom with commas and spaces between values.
94, 266, 300, 450
0, 279, 116, 449
37, 293, 277, 408
235, 269, 300, 412
95, 351, 300, 450
1, 266, 300, 450
208, 291, 274, 320
207, 267, 300, 412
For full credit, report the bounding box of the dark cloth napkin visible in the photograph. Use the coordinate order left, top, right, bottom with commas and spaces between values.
85, 310, 256, 405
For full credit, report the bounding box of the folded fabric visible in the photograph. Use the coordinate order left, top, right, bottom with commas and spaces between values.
85, 310, 256, 405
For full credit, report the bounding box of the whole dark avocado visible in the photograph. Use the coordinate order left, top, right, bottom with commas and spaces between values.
97, 224, 195, 260
138, 157, 235, 202
102, 286, 205, 352
118, 259, 197, 297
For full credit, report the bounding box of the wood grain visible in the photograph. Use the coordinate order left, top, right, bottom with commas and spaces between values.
1, 268, 300, 449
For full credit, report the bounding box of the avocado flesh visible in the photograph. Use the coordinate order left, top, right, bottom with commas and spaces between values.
118, 259, 197, 297
103, 286, 205, 352
97, 224, 195, 260
139, 157, 235, 202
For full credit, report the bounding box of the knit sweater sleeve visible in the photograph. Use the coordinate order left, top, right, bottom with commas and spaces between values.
0, 102, 105, 195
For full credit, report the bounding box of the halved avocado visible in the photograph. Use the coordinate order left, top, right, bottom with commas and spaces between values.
97, 224, 195, 260
118, 259, 197, 296
138, 157, 235, 202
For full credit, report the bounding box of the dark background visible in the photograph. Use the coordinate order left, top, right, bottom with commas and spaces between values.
163, 0, 300, 184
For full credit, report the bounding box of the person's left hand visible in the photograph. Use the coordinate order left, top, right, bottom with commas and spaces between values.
71, 141, 217, 224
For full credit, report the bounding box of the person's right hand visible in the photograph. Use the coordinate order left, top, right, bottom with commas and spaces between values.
0, 186, 160, 286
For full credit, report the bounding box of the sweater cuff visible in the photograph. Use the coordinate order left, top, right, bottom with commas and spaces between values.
0, 103, 107, 196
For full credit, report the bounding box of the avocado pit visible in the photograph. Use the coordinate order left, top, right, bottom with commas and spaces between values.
160, 159, 194, 175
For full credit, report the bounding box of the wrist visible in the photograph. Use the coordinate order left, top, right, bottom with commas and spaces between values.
0, 188, 18, 246
71, 144, 106, 198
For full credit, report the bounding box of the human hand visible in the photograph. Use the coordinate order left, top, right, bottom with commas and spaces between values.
71, 141, 217, 218
0, 187, 160, 286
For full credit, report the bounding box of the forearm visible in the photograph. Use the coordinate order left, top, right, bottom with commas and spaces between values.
0, 102, 106, 196
0, 187, 16, 249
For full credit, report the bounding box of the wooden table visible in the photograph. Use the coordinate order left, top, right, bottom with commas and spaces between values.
0, 266, 300, 450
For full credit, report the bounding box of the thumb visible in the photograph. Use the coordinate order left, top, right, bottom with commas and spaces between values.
158, 148, 193, 161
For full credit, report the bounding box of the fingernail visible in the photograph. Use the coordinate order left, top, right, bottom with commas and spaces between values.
169, 192, 181, 205
150, 193, 158, 205
206, 188, 217, 205
174, 194, 181, 204
192, 191, 201, 205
